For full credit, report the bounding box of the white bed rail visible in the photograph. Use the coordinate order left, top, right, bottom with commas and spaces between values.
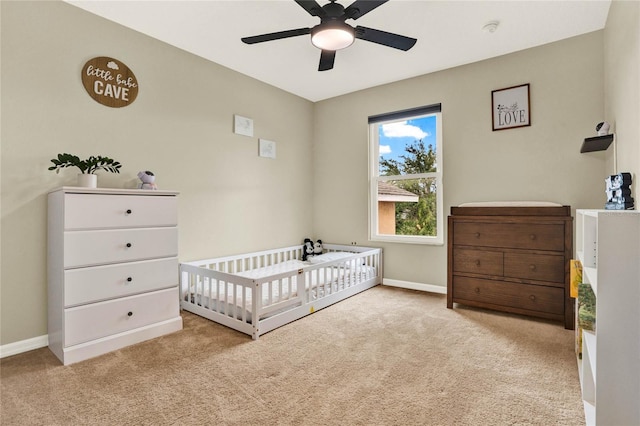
179, 264, 257, 328
180, 244, 382, 339
184, 245, 303, 274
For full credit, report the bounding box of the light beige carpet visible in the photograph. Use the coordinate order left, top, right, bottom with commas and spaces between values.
0, 286, 584, 425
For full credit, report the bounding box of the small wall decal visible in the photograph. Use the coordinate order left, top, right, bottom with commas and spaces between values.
259, 139, 276, 159
81, 57, 139, 108
234, 115, 254, 137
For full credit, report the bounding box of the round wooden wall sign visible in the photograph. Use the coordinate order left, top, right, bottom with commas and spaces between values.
81, 57, 139, 108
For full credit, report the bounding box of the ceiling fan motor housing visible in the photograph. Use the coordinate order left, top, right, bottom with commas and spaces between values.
311, 21, 355, 50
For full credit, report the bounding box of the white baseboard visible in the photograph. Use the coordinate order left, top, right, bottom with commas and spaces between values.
59, 317, 182, 365
0, 334, 49, 359
382, 278, 447, 294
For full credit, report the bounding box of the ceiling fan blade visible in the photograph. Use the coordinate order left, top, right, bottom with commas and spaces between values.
294, 0, 326, 17
344, 0, 388, 20
355, 26, 417, 51
318, 50, 336, 71
241, 27, 311, 44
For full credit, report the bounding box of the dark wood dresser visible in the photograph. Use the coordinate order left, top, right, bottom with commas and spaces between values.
447, 205, 574, 329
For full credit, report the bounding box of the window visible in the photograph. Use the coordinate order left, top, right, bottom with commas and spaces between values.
368, 104, 443, 244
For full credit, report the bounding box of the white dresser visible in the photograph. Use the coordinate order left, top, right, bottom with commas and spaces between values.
48, 187, 183, 365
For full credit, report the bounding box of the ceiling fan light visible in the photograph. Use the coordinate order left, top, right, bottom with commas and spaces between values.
311, 24, 355, 50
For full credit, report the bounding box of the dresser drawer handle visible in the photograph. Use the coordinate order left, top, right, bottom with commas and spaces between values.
529, 295, 536, 301
127, 311, 133, 317
475, 232, 480, 238
475, 260, 481, 267
529, 264, 537, 271
126, 209, 132, 215
126, 277, 133, 282
126, 243, 132, 248
474, 287, 480, 293
529, 234, 536, 240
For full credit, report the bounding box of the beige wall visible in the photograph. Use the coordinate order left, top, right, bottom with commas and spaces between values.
604, 0, 640, 200
0, 1, 314, 345
2, 2, 638, 348
313, 31, 606, 288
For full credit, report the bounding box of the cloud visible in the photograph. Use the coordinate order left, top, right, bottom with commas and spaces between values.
106, 61, 120, 70
382, 121, 428, 139
379, 145, 392, 155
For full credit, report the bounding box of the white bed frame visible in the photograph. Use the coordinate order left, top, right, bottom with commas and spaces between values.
179, 244, 382, 339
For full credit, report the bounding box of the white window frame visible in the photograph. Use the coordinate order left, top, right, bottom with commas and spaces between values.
368, 106, 443, 245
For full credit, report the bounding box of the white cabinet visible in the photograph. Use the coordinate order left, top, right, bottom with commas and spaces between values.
575, 209, 640, 426
48, 187, 183, 365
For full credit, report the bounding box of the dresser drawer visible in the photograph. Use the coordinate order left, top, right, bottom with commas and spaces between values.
504, 252, 565, 284
64, 227, 178, 268
64, 193, 177, 230
453, 248, 503, 276
64, 287, 179, 347
453, 222, 565, 251
452, 276, 564, 315
64, 257, 178, 307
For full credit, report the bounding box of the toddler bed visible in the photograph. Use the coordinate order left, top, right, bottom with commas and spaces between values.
179, 244, 382, 339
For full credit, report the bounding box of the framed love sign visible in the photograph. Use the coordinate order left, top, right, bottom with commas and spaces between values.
491, 83, 530, 131
81, 57, 139, 108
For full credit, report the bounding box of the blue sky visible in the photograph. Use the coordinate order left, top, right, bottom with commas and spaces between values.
379, 115, 437, 164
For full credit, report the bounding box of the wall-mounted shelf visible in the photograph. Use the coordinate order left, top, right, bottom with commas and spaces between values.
580, 134, 614, 153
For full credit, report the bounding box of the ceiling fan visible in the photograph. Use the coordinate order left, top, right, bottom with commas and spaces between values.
241, 0, 417, 71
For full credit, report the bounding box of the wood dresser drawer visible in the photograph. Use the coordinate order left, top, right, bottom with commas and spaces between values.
64, 257, 178, 307
504, 252, 564, 285
453, 222, 565, 251
64, 193, 177, 230
64, 227, 178, 268
64, 287, 179, 347
452, 248, 503, 276
447, 205, 573, 329
452, 276, 564, 315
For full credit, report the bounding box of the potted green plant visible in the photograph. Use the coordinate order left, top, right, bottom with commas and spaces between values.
49, 153, 122, 188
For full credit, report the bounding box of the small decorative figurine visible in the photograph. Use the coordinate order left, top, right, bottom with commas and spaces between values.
137, 170, 158, 190
605, 172, 634, 210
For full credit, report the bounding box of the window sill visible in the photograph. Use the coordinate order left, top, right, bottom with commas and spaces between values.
370, 235, 444, 246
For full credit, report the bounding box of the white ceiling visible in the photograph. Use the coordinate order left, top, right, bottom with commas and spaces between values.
66, 0, 611, 102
